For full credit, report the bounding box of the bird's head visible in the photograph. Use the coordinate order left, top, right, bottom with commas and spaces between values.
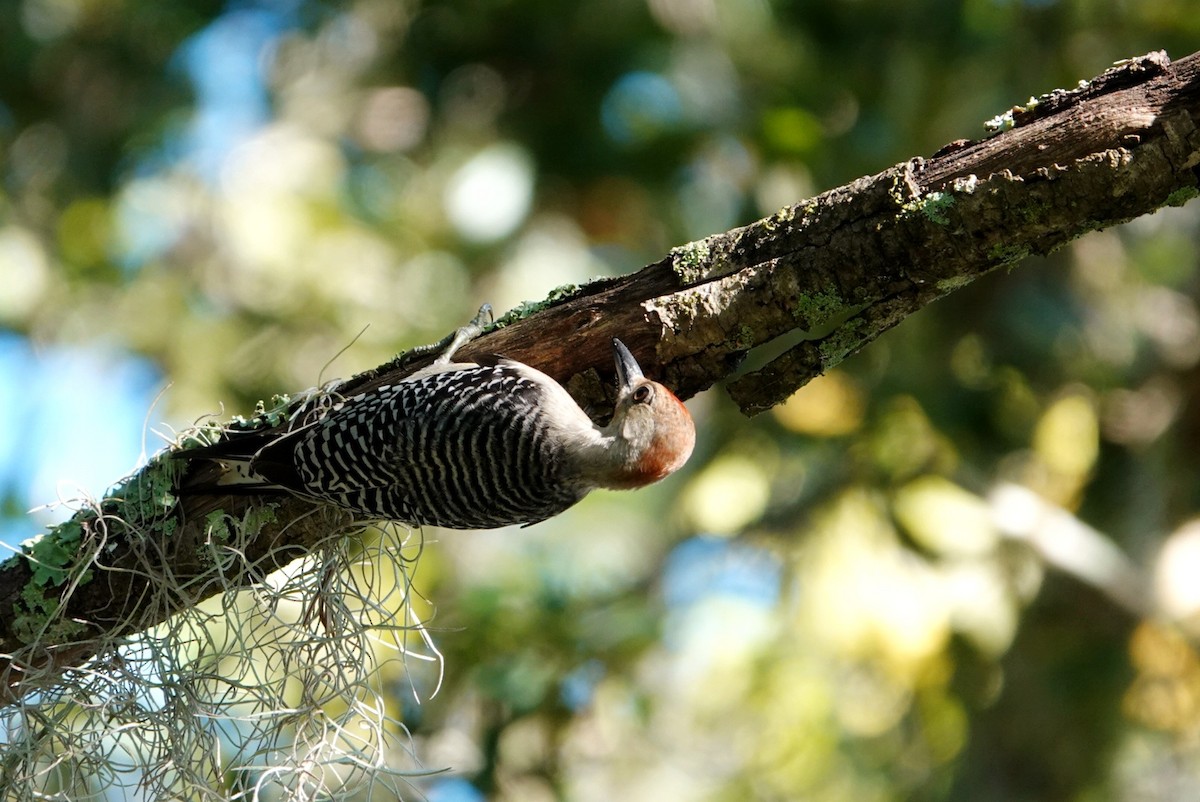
602, 338, 696, 489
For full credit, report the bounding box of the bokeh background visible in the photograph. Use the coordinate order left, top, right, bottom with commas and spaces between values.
3, 1, 1200, 799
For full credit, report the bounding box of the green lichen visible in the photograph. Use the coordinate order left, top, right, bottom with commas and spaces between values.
1166, 186, 1199, 208
936, 275, 975, 293
203, 505, 278, 544
988, 242, 1031, 264
817, 318, 867, 369
12, 581, 86, 646
240, 504, 278, 538
545, 283, 581, 304
205, 509, 231, 541
984, 110, 1016, 133
985, 95, 1042, 134
793, 289, 845, 328
199, 505, 279, 569
492, 299, 549, 328
176, 421, 225, 451
902, 191, 955, 225
226, 393, 295, 433
776, 203, 799, 224
759, 203, 799, 233
255, 394, 293, 427
491, 284, 587, 329
23, 520, 87, 587
1016, 199, 1050, 225
113, 455, 184, 537
670, 239, 712, 284
6, 446, 192, 647
12, 518, 95, 646
668, 291, 704, 318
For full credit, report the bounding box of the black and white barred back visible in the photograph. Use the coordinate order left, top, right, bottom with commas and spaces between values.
179, 335, 696, 529
259, 362, 589, 529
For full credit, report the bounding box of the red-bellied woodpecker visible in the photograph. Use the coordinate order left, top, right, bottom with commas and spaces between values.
180, 312, 695, 529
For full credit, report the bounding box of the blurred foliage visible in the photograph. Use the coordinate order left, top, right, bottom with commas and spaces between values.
3, 0, 1200, 799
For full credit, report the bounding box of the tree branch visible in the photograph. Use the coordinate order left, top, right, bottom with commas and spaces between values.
3, 49, 1197, 702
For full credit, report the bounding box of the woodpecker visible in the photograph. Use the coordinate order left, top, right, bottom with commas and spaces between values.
180, 316, 695, 530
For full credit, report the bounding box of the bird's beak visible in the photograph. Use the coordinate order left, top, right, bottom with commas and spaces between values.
612, 338, 645, 391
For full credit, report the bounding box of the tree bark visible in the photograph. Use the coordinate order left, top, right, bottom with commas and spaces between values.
2, 49, 1197, 702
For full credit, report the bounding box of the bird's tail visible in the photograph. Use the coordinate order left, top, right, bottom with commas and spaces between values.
173, 427, 303, 494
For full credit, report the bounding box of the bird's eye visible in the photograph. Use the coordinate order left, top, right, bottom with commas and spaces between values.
632, 385, 653, 404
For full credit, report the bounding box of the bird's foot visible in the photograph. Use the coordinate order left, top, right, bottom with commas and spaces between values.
404, 304, 494, 365
433, 304, 494, 365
